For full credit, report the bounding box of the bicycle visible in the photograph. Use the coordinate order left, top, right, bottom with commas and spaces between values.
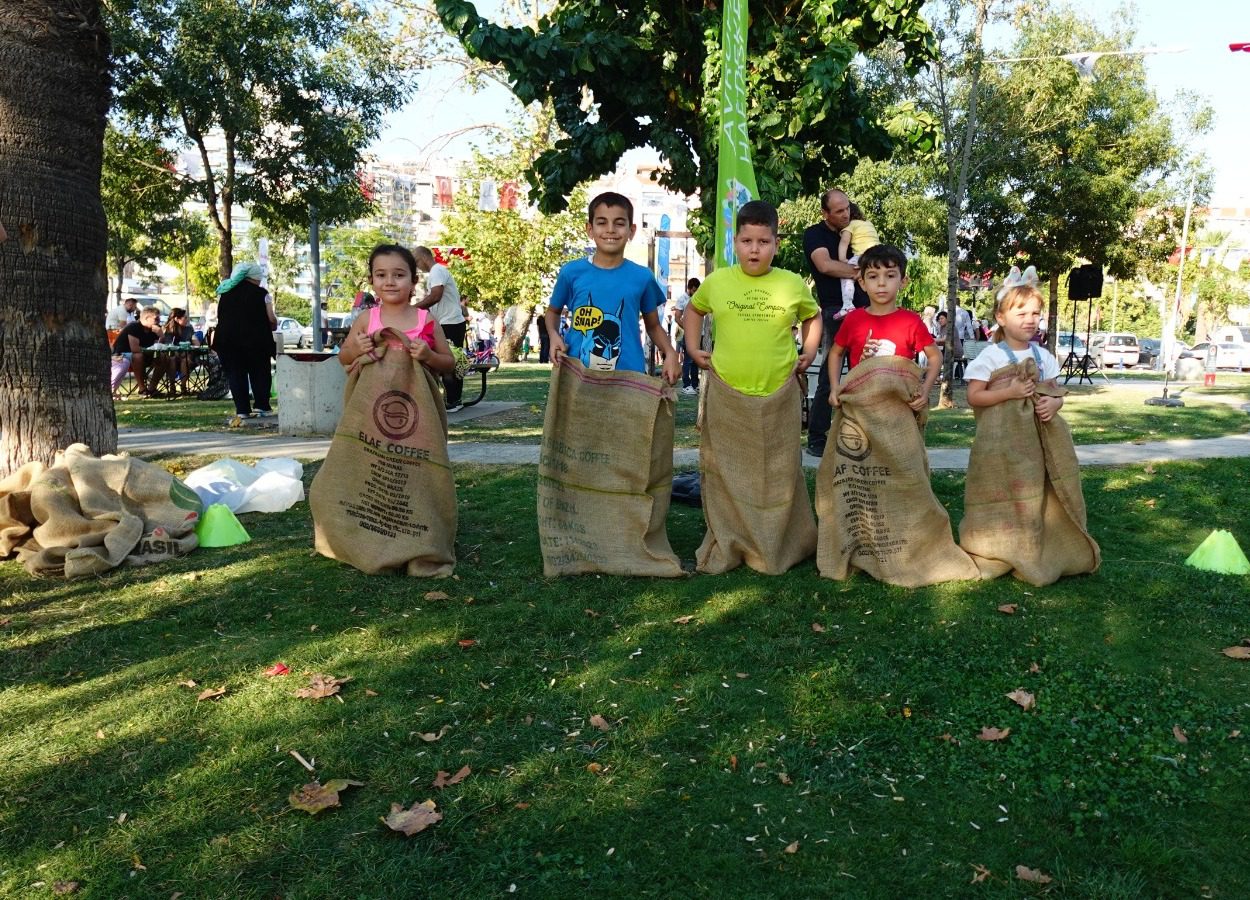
450, 340, 501, 409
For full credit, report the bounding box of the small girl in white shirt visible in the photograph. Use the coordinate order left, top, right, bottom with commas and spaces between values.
965, 276, 1062, 422
959, 266, 1099, 586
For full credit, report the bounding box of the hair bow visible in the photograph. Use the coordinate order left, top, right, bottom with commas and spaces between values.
996, 265, 1039, 300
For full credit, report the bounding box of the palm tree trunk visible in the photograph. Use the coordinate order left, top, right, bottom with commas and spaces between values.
0, 0, 116, 477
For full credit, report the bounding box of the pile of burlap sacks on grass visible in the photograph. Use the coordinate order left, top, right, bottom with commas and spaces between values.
0, 443, 202, 578
959, 357, 1100, 585
537, 356, 682, 577
697, 369, 816, 574
310, 329, 457, 577
816, 356, 979, 587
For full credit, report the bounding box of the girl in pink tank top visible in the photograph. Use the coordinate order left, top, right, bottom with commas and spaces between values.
339, 244, 456, 375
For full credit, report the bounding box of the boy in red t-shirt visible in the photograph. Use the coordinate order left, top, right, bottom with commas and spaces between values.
829, 244, 939, 412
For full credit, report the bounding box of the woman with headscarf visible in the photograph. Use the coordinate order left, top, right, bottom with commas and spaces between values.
211, 261, 277, 417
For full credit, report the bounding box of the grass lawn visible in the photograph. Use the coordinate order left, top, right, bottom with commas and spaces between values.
3, 457, 1250, 897
116, 362, 1250, 455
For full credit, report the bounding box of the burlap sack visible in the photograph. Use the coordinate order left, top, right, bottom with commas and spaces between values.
0, 461, 45, 556
537, 356, 681, 577
816, 356, 979, 587
959, 357, 1100, 585
696, 369, 816, 575
309, 329, 456, 577
5, 444, 201, 578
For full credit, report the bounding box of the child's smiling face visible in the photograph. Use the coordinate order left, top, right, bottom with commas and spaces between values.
370, 252, 415, 304
734, 223, 776, 276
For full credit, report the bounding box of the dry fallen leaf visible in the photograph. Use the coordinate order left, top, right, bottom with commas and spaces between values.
52, 882, 79, 895
1028, 662, 1041, 674
197, 686, 227, 702
585, 762, 604, 775
589, 714, 611, 732
1221, 646, 1250, 659
778, 772, 793, 785
457, 639, 476, 649
1173, 724, 1189, 744
95, 729, 105, 740
977, 727, 1011, 742
970, 863, 991, 884
997, 603, 1018, 615
262, 662, 290, 678
289, 779, 364, 815
364, 689, 379, 697
417, 725, 451, 743
784, 841, 799, 854
583, 608, 600, 618
1015, 865, 1052, 884
177, 679, 198, 689
514, 802, 530, 810
672, 615, 694, 625
729, 754, 738, 772
1006, 690, 1036, 711
382, 800, 441, 836
432, 765, 471, 789
294, 674, 352, 700
1229, 730, 1242, 739
424, 591, 450, 601
811, 622, 826, 633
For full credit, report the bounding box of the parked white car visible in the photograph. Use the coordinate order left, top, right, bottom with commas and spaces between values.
275, 317, 313, 349
1091, 333, 1140, 368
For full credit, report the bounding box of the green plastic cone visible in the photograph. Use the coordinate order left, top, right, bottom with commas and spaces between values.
195, 503, 251, 548
1184, 529, 1250, 575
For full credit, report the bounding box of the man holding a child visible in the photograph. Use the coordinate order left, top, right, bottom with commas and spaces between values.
803, 188, 874, 457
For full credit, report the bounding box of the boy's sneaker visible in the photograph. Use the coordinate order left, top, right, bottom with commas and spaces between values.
446, 403, 464, 413
250, 409, 274, 418
681, 386, 698, 395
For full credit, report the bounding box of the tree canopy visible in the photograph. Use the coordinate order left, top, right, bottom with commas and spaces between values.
101, 124, 205, 302
434, 0, 937, 219
105, 0, 419, 276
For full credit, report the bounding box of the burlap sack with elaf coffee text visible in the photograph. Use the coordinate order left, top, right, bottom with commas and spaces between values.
310, 328, 456, 577
816, 356, 978, 587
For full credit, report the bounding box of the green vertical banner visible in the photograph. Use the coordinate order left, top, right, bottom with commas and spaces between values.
714, 0, 759, 270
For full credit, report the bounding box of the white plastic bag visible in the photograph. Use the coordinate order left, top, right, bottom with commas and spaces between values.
184, 457, 304, 513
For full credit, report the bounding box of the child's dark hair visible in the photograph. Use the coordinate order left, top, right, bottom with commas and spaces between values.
735, 200, 778, 235
848, 201, 865, 221
369, 243, 418, 278
588, 191, 634, 224
858, 243, 907, 276
687, 277, 701, 291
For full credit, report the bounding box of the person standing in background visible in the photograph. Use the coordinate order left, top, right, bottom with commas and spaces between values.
674, 277, 701, 394
803, 188, 872, 457
414, 246, 468, 413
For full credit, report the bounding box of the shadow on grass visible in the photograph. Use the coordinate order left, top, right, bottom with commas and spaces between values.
2, 462, 1249, 897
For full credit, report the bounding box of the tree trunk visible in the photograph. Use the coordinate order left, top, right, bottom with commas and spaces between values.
497, 304, 532, 363
0, 1, 116, 478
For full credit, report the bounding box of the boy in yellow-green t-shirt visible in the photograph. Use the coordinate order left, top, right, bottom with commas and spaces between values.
681, 200, 823, 576
684, 200, 822, 395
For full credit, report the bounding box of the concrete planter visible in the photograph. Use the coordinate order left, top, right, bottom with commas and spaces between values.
276, 352, 346, 436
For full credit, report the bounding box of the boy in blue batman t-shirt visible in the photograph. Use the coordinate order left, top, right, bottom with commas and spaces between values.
545, 192, 680, 382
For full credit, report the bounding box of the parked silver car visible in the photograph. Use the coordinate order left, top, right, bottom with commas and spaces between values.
275, 316, 313, 349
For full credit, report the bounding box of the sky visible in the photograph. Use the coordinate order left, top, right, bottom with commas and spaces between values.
372, 0, 1250, 205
